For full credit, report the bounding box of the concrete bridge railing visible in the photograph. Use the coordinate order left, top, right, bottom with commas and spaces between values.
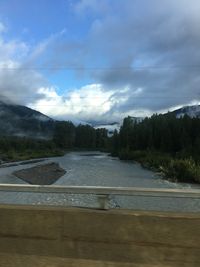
0, 184, 199, 209
0, 185, 200, 266
0, 204, 199, 267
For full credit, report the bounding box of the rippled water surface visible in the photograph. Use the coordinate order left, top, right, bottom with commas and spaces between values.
0, 152, 199, 212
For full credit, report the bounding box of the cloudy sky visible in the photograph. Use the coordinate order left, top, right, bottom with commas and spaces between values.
0, 0, 200, 123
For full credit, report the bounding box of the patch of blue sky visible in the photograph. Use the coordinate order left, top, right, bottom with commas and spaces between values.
46, 70, 92, 94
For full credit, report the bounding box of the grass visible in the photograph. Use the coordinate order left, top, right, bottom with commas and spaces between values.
0, 149, 64, 163
162, 158, 200, 183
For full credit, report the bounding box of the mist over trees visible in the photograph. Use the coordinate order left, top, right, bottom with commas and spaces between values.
0, 121, 109, 162
1, 112, 200, 183
53, 122, 108, 150
111, 114, 200, 157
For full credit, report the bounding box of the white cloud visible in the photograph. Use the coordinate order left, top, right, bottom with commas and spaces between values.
29, 83, 155, 123
2, 0, 200, 124
27, 29, 67, 64
0, 22, 6, 34
0, 25, 66, 105
0, 22, 29, 62
0, 37, 29, 61
74, 0, 109, 15
29, 84, 114, 121
0, 25, 45, 104
0, 60, 48, 104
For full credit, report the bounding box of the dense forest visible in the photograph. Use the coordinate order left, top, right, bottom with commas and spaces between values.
110, 114, 200, 183
53, 121, 108, 150
1, 114, 200, 184
0, 121, 108, 162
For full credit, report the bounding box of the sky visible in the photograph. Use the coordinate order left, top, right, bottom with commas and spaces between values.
0, 0, 200, 123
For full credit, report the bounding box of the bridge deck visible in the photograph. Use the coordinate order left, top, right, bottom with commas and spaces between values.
0, 204, 199, 267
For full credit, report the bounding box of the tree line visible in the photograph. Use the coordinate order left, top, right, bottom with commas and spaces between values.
111, 114, 200, 157
1, 113, 200, 183
110, 114, 200, 183
53, 121, 108, 150
0, 121, 109, 162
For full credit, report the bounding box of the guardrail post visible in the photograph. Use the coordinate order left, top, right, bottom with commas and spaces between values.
97, 194, 109, 210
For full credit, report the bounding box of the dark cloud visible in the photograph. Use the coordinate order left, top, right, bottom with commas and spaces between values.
0, 27, 64, 106
0, 67, 48, 105
1, 1, 200, 122
68, 0, 200, 117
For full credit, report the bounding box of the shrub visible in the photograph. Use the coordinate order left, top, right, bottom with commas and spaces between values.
163, 159, 200, 183
113, 148, 200, 184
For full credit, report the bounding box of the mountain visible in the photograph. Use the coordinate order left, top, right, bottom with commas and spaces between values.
93, 116, 144, 136
1, 99, 200, 140
92, 105, 200, 136
0, 101, 55, 139
170, 105, 200, 118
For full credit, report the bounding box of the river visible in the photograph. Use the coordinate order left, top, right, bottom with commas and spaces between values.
0, 151, 200, 212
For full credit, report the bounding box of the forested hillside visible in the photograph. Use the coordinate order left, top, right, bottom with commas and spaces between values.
0, 101, 54, 139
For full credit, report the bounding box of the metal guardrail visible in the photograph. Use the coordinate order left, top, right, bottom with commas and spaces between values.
0, 184, 200, 209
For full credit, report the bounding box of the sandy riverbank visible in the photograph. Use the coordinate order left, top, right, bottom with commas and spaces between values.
13, 162, 66, 185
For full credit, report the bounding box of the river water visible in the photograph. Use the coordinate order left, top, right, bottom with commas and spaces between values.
0, 152, 200, 212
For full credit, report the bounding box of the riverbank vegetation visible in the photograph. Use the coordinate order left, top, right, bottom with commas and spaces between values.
0, 137, 63, 162
1, 114, 200, 184
0, 121, 108, 162
110, 114, 200, 183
